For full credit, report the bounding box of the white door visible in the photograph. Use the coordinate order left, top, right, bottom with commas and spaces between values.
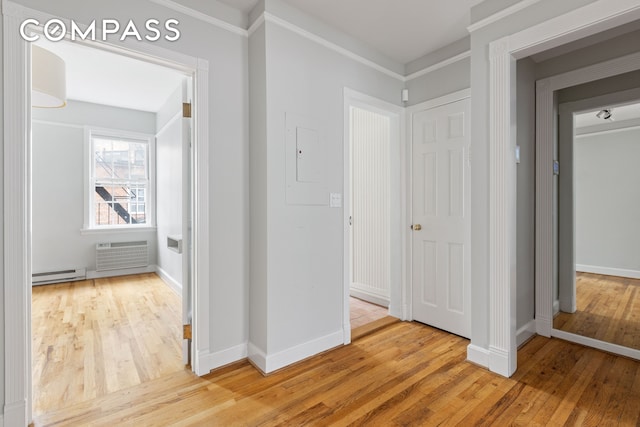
411, 98, 471, 338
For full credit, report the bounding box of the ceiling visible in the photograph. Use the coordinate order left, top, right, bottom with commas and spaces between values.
34, 38, 186, 113
575, 101, 640, 128
217, 0, 483, 64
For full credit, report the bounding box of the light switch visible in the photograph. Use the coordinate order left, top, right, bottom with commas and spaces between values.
330, 193, 342, 208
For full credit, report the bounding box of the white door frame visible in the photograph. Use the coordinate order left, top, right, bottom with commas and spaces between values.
2, 2, 211, 425
406, 88, 471, 332
342, 88, 406, 344
485, 0, 640, 377
541, 71, 640, 362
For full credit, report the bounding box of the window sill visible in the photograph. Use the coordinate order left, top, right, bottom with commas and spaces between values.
80, 226, 157, 235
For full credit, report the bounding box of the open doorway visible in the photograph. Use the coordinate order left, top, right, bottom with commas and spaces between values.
344, 89, 403, 341
554, 93, 640, 352
30, 38, 194, 416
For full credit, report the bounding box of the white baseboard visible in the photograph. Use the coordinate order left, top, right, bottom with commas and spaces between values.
576, 264, 640, 280
388, 304, 403, 320
196, 343, 248, 375
466, 344, 490, 368
553, 299, 560, 316
249, 329, 344, 374
3, 400, 25, 427
349, 289, 390, 307
247, 342, 268, 373
87, 265, 158, 280
489, 346, 516, 378
516, 320, 536, 348
156, 266, 182, 295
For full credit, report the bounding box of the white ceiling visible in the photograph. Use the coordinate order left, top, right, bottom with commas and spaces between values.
575, 101, 640, 128
34, 38, 186, 113
218, 0, 483, 64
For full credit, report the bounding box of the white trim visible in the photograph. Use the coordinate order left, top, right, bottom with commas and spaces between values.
265, 13, 405, 82
156, 265, 182, 295
467, 0, 542, 33
3, 9, 31, 426
148, 0, 248, 37
576, 265, 640, 280
86, 265, 158, 280
342, 88, 406, 345
405, 51, 471, 81
466, 344, 490, 368
405, 88, 471, 114
488, 37, 518, 378
516, 320, 536, 348
80, 226, 157, 235
3, 3, 211, 423
247, 14, 265, 36
349, 290, 390, 308
197, 343, 248, 375
552, 329, 640, 361
31, 119, 84, 130
576, 123, 640, 137
486, 0, 640, 380
251, 330, 344, 374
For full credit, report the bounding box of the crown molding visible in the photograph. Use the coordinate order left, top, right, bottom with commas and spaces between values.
405, 50, 470, 81
148, 0, 248, 37
467, 0, 541, 33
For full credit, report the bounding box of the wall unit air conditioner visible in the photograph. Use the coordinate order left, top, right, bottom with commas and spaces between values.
96, 241, 149, 271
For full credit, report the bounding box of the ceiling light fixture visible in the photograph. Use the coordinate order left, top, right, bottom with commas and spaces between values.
32, 45, 67, 108
596, 108, 612, 120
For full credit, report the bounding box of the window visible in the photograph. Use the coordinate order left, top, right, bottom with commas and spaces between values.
86, 128, 154, 229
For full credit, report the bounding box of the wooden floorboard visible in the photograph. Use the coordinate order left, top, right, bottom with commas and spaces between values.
554, 272, 640, 349
33, 321, 640, 426
31, 273, 183, 416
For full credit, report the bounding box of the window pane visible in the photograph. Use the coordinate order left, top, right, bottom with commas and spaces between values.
130, 143, 147, 180
92, 134, 149, 227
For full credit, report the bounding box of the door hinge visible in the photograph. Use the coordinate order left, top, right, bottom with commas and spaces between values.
553, 160, 560, 176
183, 102, 192, 118
183, 324, 192, 340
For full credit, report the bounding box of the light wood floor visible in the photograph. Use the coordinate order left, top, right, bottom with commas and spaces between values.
33, 320, 640, 426
349, 296, 388, 329
32, 273, 183, 416
554, 272, 640, 349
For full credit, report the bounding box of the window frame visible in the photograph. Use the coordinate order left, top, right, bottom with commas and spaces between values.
83, 126, 156, 231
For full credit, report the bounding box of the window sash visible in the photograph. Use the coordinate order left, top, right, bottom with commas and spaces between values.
89, 132, 152, 228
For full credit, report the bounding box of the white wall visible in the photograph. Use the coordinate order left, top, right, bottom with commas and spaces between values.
405, 37, 470, 107
248, 2, 404, 370
156, 85, 184, 289
32, 101, 158, 275
575, 128, 640, 275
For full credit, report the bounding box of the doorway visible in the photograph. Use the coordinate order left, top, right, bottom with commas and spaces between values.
30, 38, 194, 415
343, 89, 404, 341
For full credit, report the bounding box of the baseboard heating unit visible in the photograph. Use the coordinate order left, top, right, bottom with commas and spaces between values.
32, 268, 87, 286
96, 241, 149, 271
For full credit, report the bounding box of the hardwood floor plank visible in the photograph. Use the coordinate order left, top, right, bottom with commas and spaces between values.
32, 273, 183, 415
34, 321, 640, 426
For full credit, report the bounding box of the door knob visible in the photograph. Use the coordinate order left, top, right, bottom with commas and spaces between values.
412, 224, 422, 231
